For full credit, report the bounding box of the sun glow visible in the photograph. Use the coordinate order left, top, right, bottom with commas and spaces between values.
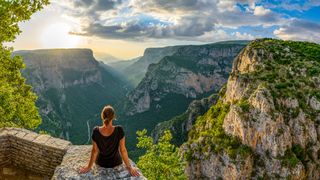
40, 23, 81, 48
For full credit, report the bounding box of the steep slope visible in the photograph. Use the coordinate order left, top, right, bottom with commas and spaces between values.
95, 52, 122, 64
108, 57, 140, 72
125, 41, 248, 116
14, 49, 129, 144
184, 39, 320, 179
123, 46, 182, 86
152, 93, 218, 146
119, 41, 248, 153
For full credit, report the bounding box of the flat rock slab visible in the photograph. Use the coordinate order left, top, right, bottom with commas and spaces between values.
52, 145, 147, 180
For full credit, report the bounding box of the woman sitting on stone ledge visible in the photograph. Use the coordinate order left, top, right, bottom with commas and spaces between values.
79, 105, 140, 177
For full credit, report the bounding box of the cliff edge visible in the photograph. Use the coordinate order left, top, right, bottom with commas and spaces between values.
184, 39, 320, 179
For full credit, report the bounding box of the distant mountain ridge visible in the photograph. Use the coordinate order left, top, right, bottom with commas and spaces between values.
122, 46, 183, 86
14, 49, 129, 144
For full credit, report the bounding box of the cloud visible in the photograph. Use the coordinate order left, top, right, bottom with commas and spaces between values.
52, 0, 317, 42
253, 6, 271, 16
274, 19, 320, 43
233, 32, 255, 40
74, 15, 216, 40
74, 0, 122, 11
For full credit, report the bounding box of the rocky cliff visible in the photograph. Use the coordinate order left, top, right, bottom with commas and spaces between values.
183, 39, 320, 179
14, 49, 129, 144
119, 41, 247, 155
125, 41, 247, 116
122, 46, 183, 86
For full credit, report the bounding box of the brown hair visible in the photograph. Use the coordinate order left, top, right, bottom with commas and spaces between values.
101, 105, 116, 125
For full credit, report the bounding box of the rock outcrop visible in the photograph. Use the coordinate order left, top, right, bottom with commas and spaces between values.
14, 49, 129, 144
183, 39, 320, 179
52, 146, 146, 180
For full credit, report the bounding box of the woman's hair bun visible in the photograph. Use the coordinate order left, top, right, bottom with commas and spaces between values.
101, 105, 116, 125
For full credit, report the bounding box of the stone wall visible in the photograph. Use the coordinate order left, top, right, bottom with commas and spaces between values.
0, 127, 146, 180
0, 129, 10, 167
0, 128, 70, 179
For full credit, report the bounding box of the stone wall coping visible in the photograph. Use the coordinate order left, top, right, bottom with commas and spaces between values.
0, 127, 71, 151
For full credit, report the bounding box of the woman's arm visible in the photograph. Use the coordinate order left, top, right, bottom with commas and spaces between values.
119, 137, 140, 176
79, 141, 99, 173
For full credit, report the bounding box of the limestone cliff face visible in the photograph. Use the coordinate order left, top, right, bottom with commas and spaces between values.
125, 42, 247, 116
123, 46, 181, 86
14, 49, 128, 144
17, 49, 102, 91
184, 39, 320, 179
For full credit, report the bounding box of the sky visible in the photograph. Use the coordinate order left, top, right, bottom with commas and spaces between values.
10, 0, 320, 60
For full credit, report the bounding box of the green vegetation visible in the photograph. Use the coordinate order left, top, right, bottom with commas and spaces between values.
0, 0, 49, 129
184, 38, 320, 164
279, 149, 300, 168
186, 100, 252, 160
292, 144, 305, 162
239, 39, 320, 121
137, 129, 186, 180
152, 94, 219, 147
237, 99, 250, 113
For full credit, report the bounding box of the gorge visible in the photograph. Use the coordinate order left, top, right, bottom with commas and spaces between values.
11, 39, 320, 179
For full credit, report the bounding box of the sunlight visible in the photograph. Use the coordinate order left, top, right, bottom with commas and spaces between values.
40, 23, 80, 48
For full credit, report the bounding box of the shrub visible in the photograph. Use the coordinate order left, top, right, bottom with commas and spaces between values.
280, 149, 300, 168
237, 99, 250, 113
137, 129, 186, 180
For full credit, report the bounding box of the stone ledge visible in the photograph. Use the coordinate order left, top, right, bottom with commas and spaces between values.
1, 127, 70, 151
52, 145, 147, 180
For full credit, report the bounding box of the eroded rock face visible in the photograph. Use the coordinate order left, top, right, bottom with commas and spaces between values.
16, 49, 101, 91
126, 42, 246, 116
184, 39, 320, 179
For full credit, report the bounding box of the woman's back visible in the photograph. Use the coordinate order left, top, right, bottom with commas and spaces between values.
92, 125, 124, 168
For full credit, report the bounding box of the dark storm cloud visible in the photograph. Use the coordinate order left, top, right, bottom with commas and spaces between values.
76, 15, 216, 40
73, 0, 122, 11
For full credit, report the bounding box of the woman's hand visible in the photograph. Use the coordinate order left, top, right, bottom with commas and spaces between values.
126, 166, 140, 177
79, 165, 91, 174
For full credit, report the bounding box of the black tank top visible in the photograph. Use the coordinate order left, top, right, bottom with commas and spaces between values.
91, 126, 125, 168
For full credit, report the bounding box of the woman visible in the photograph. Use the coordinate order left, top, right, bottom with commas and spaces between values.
79, 105, 140, 177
